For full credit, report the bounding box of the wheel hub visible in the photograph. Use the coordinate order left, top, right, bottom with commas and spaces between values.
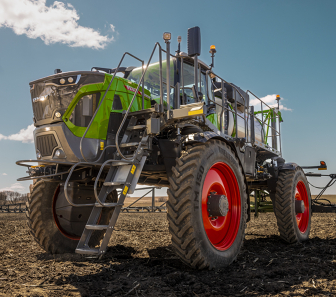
207, 194, 229, 217
295, 199, 305, 214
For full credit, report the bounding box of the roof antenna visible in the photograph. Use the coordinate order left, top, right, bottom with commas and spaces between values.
176, 36, 182, 55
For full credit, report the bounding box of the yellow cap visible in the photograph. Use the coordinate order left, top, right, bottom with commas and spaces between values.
276, 94, 280, 99
210, 45, 216, 50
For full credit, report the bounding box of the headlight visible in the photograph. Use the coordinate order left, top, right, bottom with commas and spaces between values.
54, 149, 65, 158
55, 111, 62, 118
36, 150, 41, 159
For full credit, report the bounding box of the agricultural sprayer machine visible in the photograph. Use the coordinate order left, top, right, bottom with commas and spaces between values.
17, 27, 328, 269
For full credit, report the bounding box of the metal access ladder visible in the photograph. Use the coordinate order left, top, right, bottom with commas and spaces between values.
75, 115, 149, 256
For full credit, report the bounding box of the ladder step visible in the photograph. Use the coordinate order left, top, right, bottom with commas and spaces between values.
85, 224, 109, 230
103, 181, 122, 187
112, 161, 135, 166
111, 159, 134, 164
127, 125, 146, 131
75, 247, 100, 255
94, 202, 123, 208
119, 142, 139, 148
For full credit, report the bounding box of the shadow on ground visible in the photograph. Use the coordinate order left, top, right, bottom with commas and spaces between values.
2, 212, 336, 296
51, 236, 336, 296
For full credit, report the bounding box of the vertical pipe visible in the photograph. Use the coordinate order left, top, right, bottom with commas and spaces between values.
243, 94, 246, 141
175, 82, 180, 109
152, 188, 155, 212
271, 109, 277, 150
277, 98, 282, 156
224, 85, 228, 136
261, 101, 264, 143
278, 114, 282, 156
220, 80, 224, 133
181, 58, 184, 105
159, 48, 163, 109
142, 61, 145, 110
234, 93, 238, 140
250, 105, 255, 145
199, 65, 201, 98
194, 56, 198, 97
166, 41, 171, 114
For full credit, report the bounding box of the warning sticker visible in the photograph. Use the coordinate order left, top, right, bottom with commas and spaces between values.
122, 186, 129, 195
124, 85, 151, 99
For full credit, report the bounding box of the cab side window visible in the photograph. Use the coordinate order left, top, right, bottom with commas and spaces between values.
182, 62, 196, 104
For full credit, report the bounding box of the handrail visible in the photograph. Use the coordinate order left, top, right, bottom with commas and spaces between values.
246, 90, 281, 116
79, 52, 145, 163
63, 159, 133, 207
206, 70, 281, 152
246, 90, 281, 151
115, 42, 163, 161
16, 159, 94, 181
206, 70, 248, 140
93, 158, 127, 206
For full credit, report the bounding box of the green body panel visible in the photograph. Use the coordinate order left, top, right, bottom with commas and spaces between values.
207, 113, 219, 130
62, 74, 151, 140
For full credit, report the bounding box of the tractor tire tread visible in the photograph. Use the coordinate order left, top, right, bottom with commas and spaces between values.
167, 140, 247, 269
273, 168, 311, 243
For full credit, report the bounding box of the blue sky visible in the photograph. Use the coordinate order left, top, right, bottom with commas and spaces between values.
0, 0, 335, 195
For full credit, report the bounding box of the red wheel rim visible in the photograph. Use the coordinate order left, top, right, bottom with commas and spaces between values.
201, 162, 241, 250
52, 185, 80, 240
295, 180, 309, 233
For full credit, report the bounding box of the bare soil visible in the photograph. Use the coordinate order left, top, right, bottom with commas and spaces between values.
1, 210, 336, 296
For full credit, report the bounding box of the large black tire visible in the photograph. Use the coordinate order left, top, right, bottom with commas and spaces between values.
167, 140, 247, 269
274, 167, 311, 243
26, 180, 117, 253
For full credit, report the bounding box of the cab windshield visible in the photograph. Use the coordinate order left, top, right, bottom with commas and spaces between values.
127, 60, 175, 103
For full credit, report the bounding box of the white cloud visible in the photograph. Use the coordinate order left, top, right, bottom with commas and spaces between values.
0, 124, 35, 143
2, 173, 8, 176
0, 0, 115, 49
0, 182, 25, 192
250, 94, 292, 111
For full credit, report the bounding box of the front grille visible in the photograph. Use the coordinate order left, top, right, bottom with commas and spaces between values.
36, 134, 58, 157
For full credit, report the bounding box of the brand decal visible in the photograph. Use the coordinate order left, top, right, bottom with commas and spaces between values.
124, 85, 150, 99
32, 95, 48, 103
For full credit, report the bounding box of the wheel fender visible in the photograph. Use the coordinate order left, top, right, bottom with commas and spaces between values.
268, 162, 300, 201
279, 162, 299, 171
182, 131, 227, 144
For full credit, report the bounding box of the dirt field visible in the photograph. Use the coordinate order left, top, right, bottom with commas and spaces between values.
1, 208, 336, 296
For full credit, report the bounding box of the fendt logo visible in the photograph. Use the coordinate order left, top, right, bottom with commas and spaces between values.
124, 85, 150, 99
32, 95, 48, 103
